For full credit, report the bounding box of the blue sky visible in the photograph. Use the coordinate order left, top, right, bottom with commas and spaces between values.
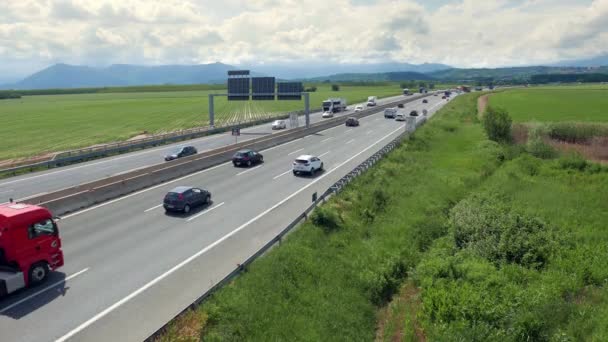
0, 0, 606, 82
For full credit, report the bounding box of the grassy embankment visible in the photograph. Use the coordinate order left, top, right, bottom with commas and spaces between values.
376, 88, 608, 341
158, 92, 507, 340
0, 83, 418, 161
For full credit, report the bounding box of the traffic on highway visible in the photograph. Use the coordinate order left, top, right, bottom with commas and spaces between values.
0, 92, 455, 342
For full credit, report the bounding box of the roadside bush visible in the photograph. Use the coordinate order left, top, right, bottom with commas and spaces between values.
482, 106, 512, 143
310, 205, 341, 232
548, 122, 608, 144
450, 193, 557, 269
304, 86, 317, 92
526, 125, 557, 159
331, 84, 340, 91
557, 153, 589, 171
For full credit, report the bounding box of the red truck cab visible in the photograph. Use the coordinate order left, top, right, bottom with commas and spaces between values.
0, 203, 64, 297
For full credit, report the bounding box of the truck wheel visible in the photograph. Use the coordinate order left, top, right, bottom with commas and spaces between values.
29, 262, 49, 286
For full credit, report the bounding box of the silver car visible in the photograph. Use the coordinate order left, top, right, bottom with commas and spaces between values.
272, 120, 287, 130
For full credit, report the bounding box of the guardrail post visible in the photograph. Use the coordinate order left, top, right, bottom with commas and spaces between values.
209, 94, 215, 128
304, 92, 310, 128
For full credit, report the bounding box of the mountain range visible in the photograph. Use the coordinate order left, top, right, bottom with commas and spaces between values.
0, 62, 450, 90
2, 54, 608, 90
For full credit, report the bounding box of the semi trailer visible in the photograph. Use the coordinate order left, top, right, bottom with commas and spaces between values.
322, 98, 347, 113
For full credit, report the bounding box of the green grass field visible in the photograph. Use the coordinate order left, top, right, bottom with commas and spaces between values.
0, 84, 407, 160
488, 87, 608, 123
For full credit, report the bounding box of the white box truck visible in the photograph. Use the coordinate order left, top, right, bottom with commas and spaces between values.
366, 96, 377, 107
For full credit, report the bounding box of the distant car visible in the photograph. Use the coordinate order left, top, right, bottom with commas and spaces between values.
272, 120, 287, 130
232, 149, 263, 167
322, 111, 334, 118
165, 146, 197, 161
354, 105, 364, 112
384, 108, 397, 119
422, 109, 428, 116
345, 117, 359, 127
434, 94, 438, 96
409, 110, 419, 117
395, 113, 407, 121
442, 96, 446, 99
163, 186, 211, 214
293, 155, 323, 176
397, 103, 404, 108
422, 99, 428, 103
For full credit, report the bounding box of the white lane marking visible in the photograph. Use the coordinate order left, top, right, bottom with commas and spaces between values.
186, 202, 225, 222
273, 169, 292, 180
345, 129, 353, 133
0, 268, 89, 314
259, 138, 303, 153
366, 130, 373, 135
319, 151, 331, 158
15, 191, 48, 202
288, 148, 304, 156
56, 125, 404, 342
321, 137, 333, 143
236, 165, 262, 176
144, 204, 163, 213
0, 189, 14, 194
346, 139, 355, 144
60, 162, 230, 220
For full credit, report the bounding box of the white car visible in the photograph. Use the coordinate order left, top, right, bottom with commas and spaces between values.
293, 155, 323, 175
354, 105, 364, 112
395, 113, 406, 121
322, 111, 334, 118
271, 120, 287, 130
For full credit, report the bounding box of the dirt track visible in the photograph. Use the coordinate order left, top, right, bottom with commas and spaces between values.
477, 94, 489, 118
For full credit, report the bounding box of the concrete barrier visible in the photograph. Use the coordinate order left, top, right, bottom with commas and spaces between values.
24, 93, 431, 216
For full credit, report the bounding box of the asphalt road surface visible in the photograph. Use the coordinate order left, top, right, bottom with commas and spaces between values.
0, 94, 455, 342
0, 93, 425, 203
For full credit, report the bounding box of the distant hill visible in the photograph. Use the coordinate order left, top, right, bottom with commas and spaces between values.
306, 71, 435, 82
2, 61, 452, 90
243, 62, 451, 80
430, 66, 608, 81
4, 63, 239, 89
553, 54, 608, 67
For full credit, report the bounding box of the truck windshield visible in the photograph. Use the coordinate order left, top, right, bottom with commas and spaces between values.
29, 219, 57, 239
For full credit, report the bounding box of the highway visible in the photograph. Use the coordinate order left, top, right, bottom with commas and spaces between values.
0, 93, 414, 203
0, 94, 453, 342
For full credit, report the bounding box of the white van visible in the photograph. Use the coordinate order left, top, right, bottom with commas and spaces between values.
395, 112, 407, 121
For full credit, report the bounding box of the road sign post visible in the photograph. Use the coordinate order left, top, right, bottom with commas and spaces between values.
232, 127, 241, 144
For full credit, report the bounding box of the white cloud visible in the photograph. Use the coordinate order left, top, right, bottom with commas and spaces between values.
0, 0, 607, 81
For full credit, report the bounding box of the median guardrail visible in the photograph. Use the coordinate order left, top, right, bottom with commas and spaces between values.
144, 101, 431, 342
21, 93, 430, 216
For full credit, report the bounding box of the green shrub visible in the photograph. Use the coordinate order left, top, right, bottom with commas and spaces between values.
450, 194, 558, 269
482, 106, 512, 143
310, 206, 341, 232
557, 153, 589, 171
526, 125, 557, 159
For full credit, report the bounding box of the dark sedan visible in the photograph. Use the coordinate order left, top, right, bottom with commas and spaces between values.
410, 110, 419, 117
165, 146, 197, 161
422, 99, 428, 103
232, 149, 263, 167
163, 186, 211, 213
345, 117, 359, 127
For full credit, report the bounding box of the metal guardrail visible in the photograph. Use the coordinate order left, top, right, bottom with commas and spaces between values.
145, 109, 427, 342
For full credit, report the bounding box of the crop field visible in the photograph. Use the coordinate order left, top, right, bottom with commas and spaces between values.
0, 84, 405, 160
488, 87, 608, 123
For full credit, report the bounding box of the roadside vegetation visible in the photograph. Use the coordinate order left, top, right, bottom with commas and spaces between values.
0, 82, 430, 161
158, 92, 509, 340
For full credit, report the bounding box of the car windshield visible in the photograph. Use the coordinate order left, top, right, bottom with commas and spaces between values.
235, 152, 248, 157
273, 121, 282, 124
170, 147, 183, 154
295, 159, 309, 164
